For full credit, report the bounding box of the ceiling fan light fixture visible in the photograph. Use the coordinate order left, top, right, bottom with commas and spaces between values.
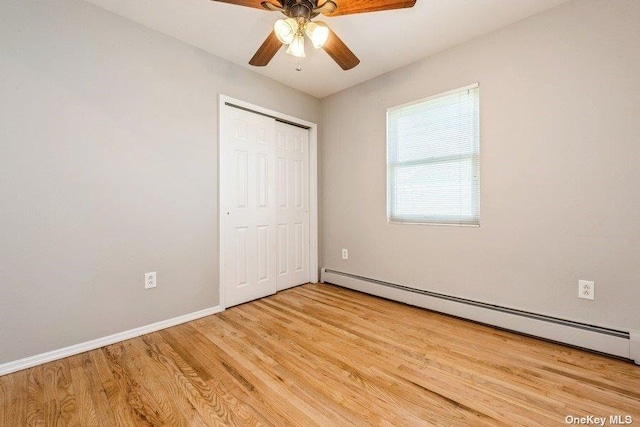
286, 34, 306, 58
305, 21, 329, 49
274, 18, 298, 44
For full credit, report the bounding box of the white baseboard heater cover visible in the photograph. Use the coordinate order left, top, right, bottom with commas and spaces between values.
321, 269, 638, 364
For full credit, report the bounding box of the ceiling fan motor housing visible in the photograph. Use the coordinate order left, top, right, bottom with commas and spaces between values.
285, 0, 315, 20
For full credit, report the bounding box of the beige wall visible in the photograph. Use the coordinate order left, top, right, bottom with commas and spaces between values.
0, 0, 320, 363
320, 0, 640, 331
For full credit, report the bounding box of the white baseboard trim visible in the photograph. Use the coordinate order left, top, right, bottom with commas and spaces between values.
0, 305, 223, 377
321, 268, 632, 361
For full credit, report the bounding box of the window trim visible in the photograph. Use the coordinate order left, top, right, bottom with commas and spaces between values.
386, 83, 480, 227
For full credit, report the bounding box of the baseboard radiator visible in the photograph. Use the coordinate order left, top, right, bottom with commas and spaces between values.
321, 268, 639, 364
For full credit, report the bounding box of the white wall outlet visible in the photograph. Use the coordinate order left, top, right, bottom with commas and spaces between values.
578, 280, 594, 300
342, 248, 349, 260
145, 272, 157, 289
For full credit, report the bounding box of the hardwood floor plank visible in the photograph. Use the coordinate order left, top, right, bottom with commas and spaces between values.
25, 365, 45, 427
140, 332, 257, 427
249, 296, 540, 426
231, 302, 499, 426
268, 293, 566, 414
69, 352, 117, 426
64, 354, 100, 427
158, 327, 276, 426
0, 368, 27, 427
0, 372, 10, 427
205, 308, 370, 425
124, 337, 209, 426
91, 345, 156, 426
190, 317, 336, 426
40, 358, 80, 426
102, 341, 174, 426
1, 283, 639, 426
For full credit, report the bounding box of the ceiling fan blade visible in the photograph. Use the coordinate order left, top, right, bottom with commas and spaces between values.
249, 31, 283, 66
211, 0, 281, 11
321, 0, 416, 16
322, 28, 360, 70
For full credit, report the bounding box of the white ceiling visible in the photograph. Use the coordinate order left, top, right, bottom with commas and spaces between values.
84, 0, 570, 98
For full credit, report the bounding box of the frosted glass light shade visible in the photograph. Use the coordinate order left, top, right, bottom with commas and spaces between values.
305, 21, 329, 49
286, 34, 306, 57
274, 18, 298, 45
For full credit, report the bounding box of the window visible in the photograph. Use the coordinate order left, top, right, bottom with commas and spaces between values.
387, 84, 480, 226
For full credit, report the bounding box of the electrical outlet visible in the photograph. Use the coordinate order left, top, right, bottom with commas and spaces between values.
145, 272, 157, 289
578, 280, 594, 300
342, 248, 349, 260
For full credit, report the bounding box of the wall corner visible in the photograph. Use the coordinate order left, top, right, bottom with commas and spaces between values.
630, 330, 640, 365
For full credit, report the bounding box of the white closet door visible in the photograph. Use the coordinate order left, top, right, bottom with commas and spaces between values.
275, 121, 310, 290
221, 107, 277, 307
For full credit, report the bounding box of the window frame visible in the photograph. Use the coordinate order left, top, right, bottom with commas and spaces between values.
386, 83, 480, 227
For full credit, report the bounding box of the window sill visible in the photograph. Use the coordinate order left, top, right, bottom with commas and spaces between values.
387, 220, 480, 227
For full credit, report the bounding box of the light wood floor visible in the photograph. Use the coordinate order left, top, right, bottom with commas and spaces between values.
1, 284, 639, 426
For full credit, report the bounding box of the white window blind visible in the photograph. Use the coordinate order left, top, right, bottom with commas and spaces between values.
387, 84, 480, 226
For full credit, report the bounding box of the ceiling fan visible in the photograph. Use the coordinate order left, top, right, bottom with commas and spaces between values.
211, 0, 417, 70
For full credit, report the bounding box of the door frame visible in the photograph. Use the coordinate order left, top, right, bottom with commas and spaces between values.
218, 94, 319, 310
